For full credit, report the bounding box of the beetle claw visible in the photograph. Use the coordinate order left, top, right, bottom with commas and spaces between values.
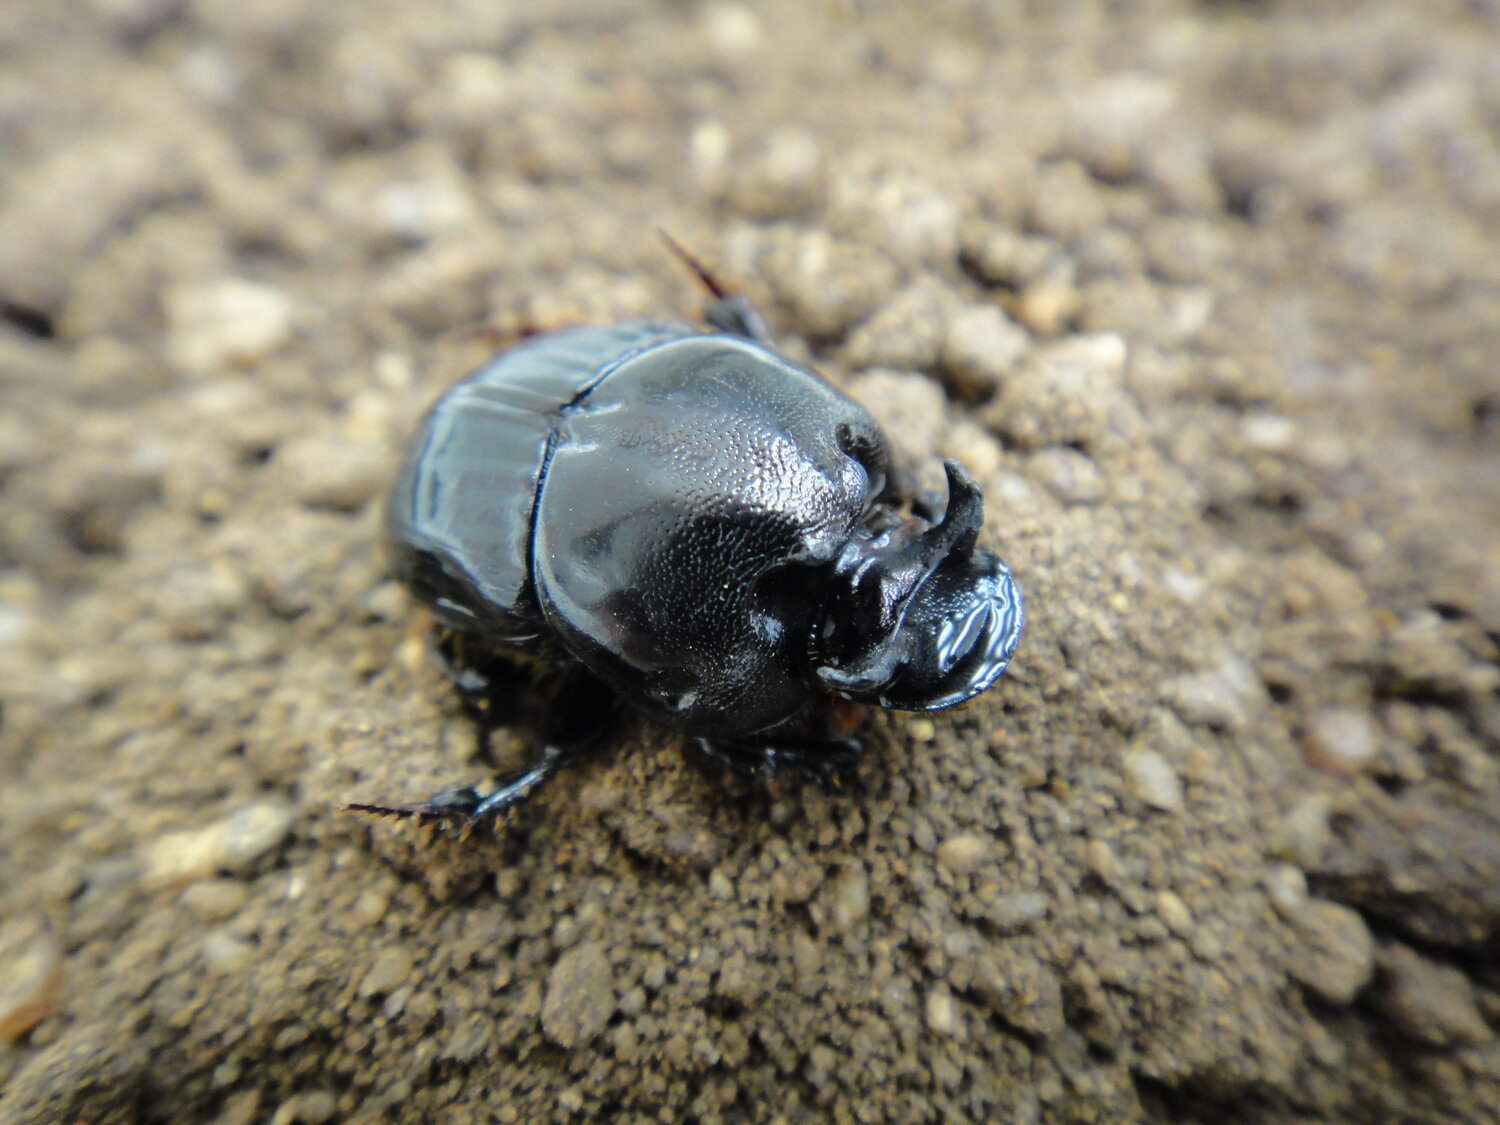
344, 782, 486, 824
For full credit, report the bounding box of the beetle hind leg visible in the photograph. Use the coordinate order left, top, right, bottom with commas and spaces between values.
694, 736, 864, 794
658, 228, 774, 346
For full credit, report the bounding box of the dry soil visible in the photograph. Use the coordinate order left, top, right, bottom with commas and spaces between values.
2, 1, 1499, 1123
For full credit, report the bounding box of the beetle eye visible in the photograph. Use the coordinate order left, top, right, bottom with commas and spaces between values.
835, 421, 883, 470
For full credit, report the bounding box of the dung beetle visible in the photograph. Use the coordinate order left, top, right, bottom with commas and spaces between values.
352, 247, 1023, 826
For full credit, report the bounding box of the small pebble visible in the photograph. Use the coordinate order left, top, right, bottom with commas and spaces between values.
269, 1091, 337, 1125
1027, 162, 1108, 241
1026, 446, 1107, 505
541, 942, 616, 1048
979, 891, 1050, 931
428, 52, 512, 127
830, 863, 870, 932
987, 333, 1128, 451
0, 603, 38, 650
165, 277, 294, 375
1121, 747, 1183, 811
713, 949, 760, 1006
1156, 890, 1194, 937
1270, 795, 1333, 870
941, 303, 1029, 394
1263, 863, 1309, 921
1288, 899, 1375, 1006
359, 946, 414, 998
382, 986, 411, 1019
907, 717, 936, 743
832, 173, 959, 267
1303, 708, 1380, 774
201, 929, 255, 973
178, 879, 249, 922
1376, 942, 1493, 1047
1160, 566, 1208, 602
942, 420, 1003, 479
213, 1091, 260, 1125
963, 226, 1059, 288
276, 434, 392, 512
791, 931, 822, 981
1241, 413, 1299, 452
142, 798, 297, 889
689, 119, 732, 191
0, 918, 64, 1044
374, 176, 476, 242
1086, 839, 1124, 884
937, 834, 988, 876
841, 279, 950, 373
708, 870, 736, 902
701, 1, 762, 54
1016, 277, 1081, 337
351, 889, 390, 926
1162, 669, 1249, 730
925, 986, 962, 1037
753, 228, 901, 340
728, 126, 823, 218
972, 953, 1064, 1038
1059, 72, 1175, 177
153, 563, 251, 640
364, 582, 410, 621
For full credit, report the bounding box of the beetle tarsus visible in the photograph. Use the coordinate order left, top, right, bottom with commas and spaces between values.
346, 744, 583, 827
345, 783, 486, 823
700, 293, 773, 346
657, 228, 774, 345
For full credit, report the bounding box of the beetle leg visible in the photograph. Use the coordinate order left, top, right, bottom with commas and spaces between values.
694, 736, 864, 794
702, 293, 774, 347
345, 744, 584, 827
658, 228, 775, 346
464, 744, 578, 821
693, 738, 761, 781
345, 783, 489, 823
764, 738, 864, 794
431, 630, 531, 729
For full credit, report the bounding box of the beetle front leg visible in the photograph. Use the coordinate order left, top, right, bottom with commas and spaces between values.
694, 736, 864, 794
346, 744, 583, 828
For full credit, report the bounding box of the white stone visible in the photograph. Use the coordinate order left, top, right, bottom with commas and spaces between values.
1122, 747, 1184, 811
166, 278, 294, 375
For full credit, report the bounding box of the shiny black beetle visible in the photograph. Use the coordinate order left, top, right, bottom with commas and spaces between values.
353, 259, 1023, 825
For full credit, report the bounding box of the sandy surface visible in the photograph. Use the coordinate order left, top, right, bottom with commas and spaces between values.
2, 1, 1499, 1122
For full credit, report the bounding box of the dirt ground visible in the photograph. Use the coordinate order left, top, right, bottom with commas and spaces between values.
2, 0, 1498, 1121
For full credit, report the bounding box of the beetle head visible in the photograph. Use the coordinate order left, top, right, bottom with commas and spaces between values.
812, 461, 1023, 711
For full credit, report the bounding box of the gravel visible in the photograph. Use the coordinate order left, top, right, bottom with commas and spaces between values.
3, 1, 1499, 1123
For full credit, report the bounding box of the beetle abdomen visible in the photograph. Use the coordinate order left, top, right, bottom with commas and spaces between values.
384, 321, 690, 644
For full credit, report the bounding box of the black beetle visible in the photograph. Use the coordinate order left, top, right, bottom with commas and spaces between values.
352, 253, 1023, 825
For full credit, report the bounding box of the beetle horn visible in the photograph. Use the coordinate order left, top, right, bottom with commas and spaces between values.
813, 461, 985, 696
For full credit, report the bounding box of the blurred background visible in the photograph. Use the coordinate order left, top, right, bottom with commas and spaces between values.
2, 1, 1498, 1122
